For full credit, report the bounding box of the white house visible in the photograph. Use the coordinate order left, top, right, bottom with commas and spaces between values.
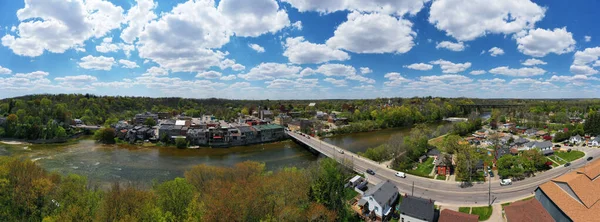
399, 195, 435, 222
533, 141, 553, 151
520, 141, 537, 151
589, 137, 600, 147
358, 181, 398, 219
569, 135, 583, 144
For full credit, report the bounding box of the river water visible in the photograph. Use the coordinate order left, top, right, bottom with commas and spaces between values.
0, 123, 450, 187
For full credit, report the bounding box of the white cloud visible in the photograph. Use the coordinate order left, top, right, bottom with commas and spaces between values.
284, 36, 350, 64
2, 0, 125, 57
436, 41, 465, 51
469, 70, 486, 75
196, 70, 222, 79
515, 27, 576, 57
220, 59, 246, 71
522, 58, 547, 66
248, 43, 265, 53
217, 0, 290, 37
292, 21, 303, 30
324, 78, 348, 87
120, 0, 157, 44
315, 64, 356, 77
78, 55, 115, 71
281, 0, 428, 16
92, 79, 134, 88
238, 63, 302, 80
404, 63, 433, 71
346, 74, 376, 84
360, 67, 372, 74
0, 66, 11, 75
429, 0, 545, 41
430, 59, 471, 73
420, 74, 473, 84
489, 66, 546, 77
488, 47, 505, 57
14, 71, 49, 79
585, 36, 592, 42
549, 75, 599, 86
326, 12, 415, 54
119, 59, 139, 69
266, 78, 318, 89
570, 47, 600, 75
300, 68, 315, 77
96, 37, 135, 57
229, 82, 252, 88
54, 75, 98, 83
134, 75, 227, 92
384, 72, 411, 87
146, 66, 168, 76
220, 75, 237, 81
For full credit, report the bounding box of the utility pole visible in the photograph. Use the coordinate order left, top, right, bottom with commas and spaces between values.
412, 181, 415, 196
488, 173, 492, 206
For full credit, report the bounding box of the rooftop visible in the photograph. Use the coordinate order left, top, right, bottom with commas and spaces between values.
363, 181, 398, 207
399, 195, 435, 222
537, 159, 600, 221
504, 198, 553, 222
252, 124, 284, 131
438, 209, 478, 222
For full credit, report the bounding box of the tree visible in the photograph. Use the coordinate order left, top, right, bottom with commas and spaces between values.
308, 159, 350, 220
584, 111, 600, 135
144, 117, 157, 126
175, 137, 188, 149
455, 144, 480, 182
241, 107, 249, 115
497, 155, 525, 179
94, 128, 115, 144
441, 135, 462, 154
155, 178, 194, 221
104, 117, 118, 127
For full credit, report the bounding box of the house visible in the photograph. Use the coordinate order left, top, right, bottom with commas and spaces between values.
252, 124, 285, 143
187, 129, 208, 145
520, 141, 536, 151
534, 159, 600, 221
535, 130, 548, 137
134, 112, 158, 125
273, 114, 291, 126
496, 146, 512, 159
435, 154, 453, 176
569, 135, 582, 144
259, 110, 273, 121
525, 128, 537, 137
358, 181, 398, 220
475, 160, 485, 172
399, 196, 435, 222
73, 119, 84, 125
315, 111, 328, 120
426, 148, 441, 157
510, 137, 530, 148
533, 141, 553, 150
237, 125, 259, 144
202, 115, 216, 123
418, 155, 428, 163
504, 198, 553, 222
438, 209, 478, 222
588, 137, 600, 147
288, 120, 312, 132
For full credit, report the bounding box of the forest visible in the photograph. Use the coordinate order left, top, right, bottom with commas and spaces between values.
0, 157, 359, 222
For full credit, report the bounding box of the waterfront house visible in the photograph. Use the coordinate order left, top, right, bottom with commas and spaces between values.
569, 134, 582, 144
504, 198, 553, 222
534, 159, 600, 221
253, 124, 284, 143
399, 195, 435, 222
438, 209, 478, 222
187, 129, 208, 145
358, 181, 399, 220
237, 125, 259, 144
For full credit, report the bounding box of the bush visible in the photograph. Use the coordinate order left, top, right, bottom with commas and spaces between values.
93, 128, 115, 144
175, 137, 188, 149
358, 144, 391, 162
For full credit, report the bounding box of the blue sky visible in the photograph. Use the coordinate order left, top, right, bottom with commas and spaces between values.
1, 0, 600, 99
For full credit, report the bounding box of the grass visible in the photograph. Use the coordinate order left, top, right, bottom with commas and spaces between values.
406, 157, 435, 178
343, 188, 358, 201
471, 206, 492, 221
428, 135, 446, 149
459, 207, 471, 214
436, 175, 447, 180
548, 156, 566, 165
555, 150, 585, 162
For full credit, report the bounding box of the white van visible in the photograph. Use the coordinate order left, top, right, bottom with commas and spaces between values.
500, 179, 512, 186
395, 172, 406, 178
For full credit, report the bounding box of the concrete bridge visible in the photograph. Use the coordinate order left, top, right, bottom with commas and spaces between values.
286, 130, 600, 205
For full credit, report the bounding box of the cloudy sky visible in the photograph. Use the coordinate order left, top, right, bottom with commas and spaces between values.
1, 0, 599, 99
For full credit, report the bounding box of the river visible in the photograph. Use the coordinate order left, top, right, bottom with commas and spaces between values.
0, 123, 451, 187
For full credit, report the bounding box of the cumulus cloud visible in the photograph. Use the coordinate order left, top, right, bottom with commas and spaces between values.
195, 70, 222, 79
570, 47, 600, 75
360, 67, 372, 74
515, 27, 576, 57
585, 36, 591, 42
54, 75, 98, 83
549, 75, 599, 86
430, 59, 471, 73
119, 59, 139, 69
238, 63, 302, 80
404, 63, 433, 71
326, 12, 416, 54
0, 66, 11, 75
2, 0, 125, 57
78, 55, 115, 71
469, 70, 486, 75
284, 36, 350, 64
220, 59, 246, 71
248, 43, 265, 53
489, 66, 546, 77
217, 0, 290, 37
96, 37, 135, 57
14, 71, 49, 79
92, 79, 134, 88
220, 75, 237, 81
281, 0, 429, 16
315, 64, 356, 77
384, 72, 411, 87
146, 66, 168, 76
266, 78, 319, 89
429, 0, 545, 41
420, 74, 473, 84
324, 78, 348, 87
488, 47, 504, 56
120, 0, 157, 44
522, 58, 547, 66
436, 41, 465, 51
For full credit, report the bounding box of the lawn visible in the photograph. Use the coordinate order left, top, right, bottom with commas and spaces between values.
555, 150, 585, 162
471, 206, 492, 221
344, 188, 358, 201
436, 175, 446, 180
548, 156, 566, 165
459, 207, 471, 214
406, 157, 435, 178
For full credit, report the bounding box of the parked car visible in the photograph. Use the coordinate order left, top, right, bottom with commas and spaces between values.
567, 148, 572, 152
488, 170, 494, 177
500, 179, 512, 186
554, 144, 561, 148
338, 149, 344, 154
395, 172, 406, 178
366, 169, 375, 175
587, 156, 594, 161
565, 162, 571, 167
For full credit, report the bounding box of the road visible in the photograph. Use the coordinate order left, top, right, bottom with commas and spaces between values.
287, 131, 600, 205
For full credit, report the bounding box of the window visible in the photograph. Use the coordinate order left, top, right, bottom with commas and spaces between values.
375, 206, 378, 212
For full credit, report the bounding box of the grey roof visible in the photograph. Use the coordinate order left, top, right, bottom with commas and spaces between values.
427, 148, 441, 156
524, 141, 536, 147
514, 137, 529, 144
525, 128, 537, 134
236, 126, 254, 133
261, 110, 273, 115
594, 137, 600, 142
535, 141, 553, 149
542, 149, 554, 155
363, 181, 398, 207
571, 135, 582, 140
399, 196, 435, 222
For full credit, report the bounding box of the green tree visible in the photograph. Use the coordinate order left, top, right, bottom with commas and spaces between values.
94, 128, 115, 144
155, 178, 195, 221
308, 159, 350, 220
584, 111, 600, 135
104, 117, 119, 127
144, 117, 157, 126
175, 137, 188, 149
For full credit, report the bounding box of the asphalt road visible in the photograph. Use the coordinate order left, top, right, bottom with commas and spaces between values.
287, 131, 600, 205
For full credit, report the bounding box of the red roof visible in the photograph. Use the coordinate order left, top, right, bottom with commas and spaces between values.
213, 136, 222, 139
438, 209, 478, 222
504, 198, 553, 222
